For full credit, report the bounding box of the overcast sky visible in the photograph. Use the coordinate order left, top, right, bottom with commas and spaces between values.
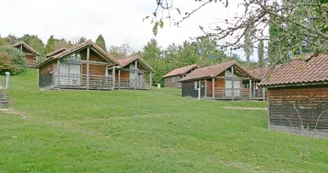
1, 0, 255, 61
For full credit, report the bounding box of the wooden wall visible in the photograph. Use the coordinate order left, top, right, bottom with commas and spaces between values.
269, 85, 328, 131
206, 78, 225, 97
116, 71, 129, 79
80, 49, 107, 63
82, 64, 106, 76
39, 62, 54, 88
164, 75, 182, 88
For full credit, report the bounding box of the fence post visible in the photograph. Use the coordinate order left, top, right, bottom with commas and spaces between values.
5, 72, 10, 90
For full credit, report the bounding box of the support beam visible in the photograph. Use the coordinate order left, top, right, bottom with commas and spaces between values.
149, 72, 152, 90
249, 79, 252, 99
57, 60, 60, 87
231, 66, 234, 100
253, 81, 256, 99
212, 78, 215, 100
204, 79, 207, 99
20, 45, 23, 51
198, 81, 201, 100
118, 70, 121, 89
86, 46, 90, 90
263, 87, 266, 100
134, 60, 138, 89
112, 67, 115, 90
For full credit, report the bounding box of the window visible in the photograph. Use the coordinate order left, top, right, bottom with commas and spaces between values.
194, 81, 198, 90
243, 82, 250, 89
66, 52, 81, 60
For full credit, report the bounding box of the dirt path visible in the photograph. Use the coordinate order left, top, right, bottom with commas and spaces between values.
224, 107, 267, 111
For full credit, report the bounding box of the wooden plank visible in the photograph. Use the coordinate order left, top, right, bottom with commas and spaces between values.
135, 60, 138, 89
212, 78, 215, 99
231, 66, 234, 100
149, 72, 152, 90
249, 79, 252, 99
112, 67, 115, 89
86, 46, 90, 90
204, 79, 207, 98
57, 60, 60, 87
118, 70, 121, 89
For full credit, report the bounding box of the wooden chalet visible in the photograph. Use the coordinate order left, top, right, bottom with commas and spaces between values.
12, 41, 40, 68
260, 54, 328, 136
248, 68, 270, 100
179, 61, 257, 100
36, 40, 118, 90
114, 56, 154, 90
163, 64, 199, 88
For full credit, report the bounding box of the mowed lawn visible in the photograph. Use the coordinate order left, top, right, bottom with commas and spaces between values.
0, 69, 327, 173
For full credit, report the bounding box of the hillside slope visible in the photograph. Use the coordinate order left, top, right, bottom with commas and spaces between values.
0, 69, 327, 173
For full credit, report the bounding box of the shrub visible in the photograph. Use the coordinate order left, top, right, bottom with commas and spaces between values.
0, 47, 25, 74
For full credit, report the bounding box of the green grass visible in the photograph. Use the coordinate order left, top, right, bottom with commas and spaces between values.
0, 69, 327, 173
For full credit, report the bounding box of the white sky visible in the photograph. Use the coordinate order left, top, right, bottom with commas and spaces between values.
1, 0, 256, 61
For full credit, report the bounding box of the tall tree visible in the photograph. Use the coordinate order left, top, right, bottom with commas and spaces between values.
258, 40, 264, 67
71, 36, 86, 45
45, 35, 56, 53
95, 34, 107, 51
108, 43, 134, 59
243, 26, 254, 62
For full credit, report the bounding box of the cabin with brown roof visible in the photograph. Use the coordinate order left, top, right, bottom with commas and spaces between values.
248, 67, 269, 100
260, 54, 328, 137
163, 64, 199, 88
36, 40, 118, 90
180, 61, 256, 100
113, 56, 154, 90
12, 41, 40, 68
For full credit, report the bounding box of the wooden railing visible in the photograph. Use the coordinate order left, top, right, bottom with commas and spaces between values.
116, 78, 151, 89
25, 60, 37, 68
56, 74, 151, 90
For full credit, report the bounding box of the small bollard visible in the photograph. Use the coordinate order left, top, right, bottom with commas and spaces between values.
5, 72, 10, 90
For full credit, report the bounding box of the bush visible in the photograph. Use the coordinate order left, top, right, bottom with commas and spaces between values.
0, 47, 25, 74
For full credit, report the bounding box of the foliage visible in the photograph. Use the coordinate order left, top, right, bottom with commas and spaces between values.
0, 38, 9, 46
95, 34, 107, 51
54, 38, 73, 50
258, 40, 264, 67
149, 0, 328, 65
20, 34, 45, 55
1, 69, 328, 172
45, 35, 56, 53
108, 43, 134, 59
70, 36, 86, 45
0, 47, 25, 74
243, 25, 254, 62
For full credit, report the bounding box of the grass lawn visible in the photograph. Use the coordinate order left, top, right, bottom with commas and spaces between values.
0, 69, 327, 173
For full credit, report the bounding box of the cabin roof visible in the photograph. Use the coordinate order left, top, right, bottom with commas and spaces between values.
180, 61, 255, 82
260, 54, 328, 87
12, 41, 40, 55
248, 67, 270, 80
36, 40, 118, 68
117, 56, 154, 72
163, 64, 199, 78
46, 47, 66, 57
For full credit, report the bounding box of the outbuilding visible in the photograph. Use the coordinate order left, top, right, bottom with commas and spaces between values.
163, 64, 199, 88
260, 54, 328, 136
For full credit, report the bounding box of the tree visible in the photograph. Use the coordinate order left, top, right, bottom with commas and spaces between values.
0, 37, 9, 46
258, 40, 264, 67
0, 47, 25, 74
95, 34, 107, 51
45, 35, 56, 53
108, 43, 134, 59
71, 36, 86, 45
243, 26, 254, 62
54, 38, 73, 50
149, 0, 328, 65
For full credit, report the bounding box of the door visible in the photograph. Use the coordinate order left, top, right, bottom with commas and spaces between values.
59, 64, 81, 86
225, 80, 241, 97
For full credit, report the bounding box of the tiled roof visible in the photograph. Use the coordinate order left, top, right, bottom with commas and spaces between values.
248, 67, 270, 80
117, 56, 154, 72
36, 40, 118, 68
12, 41, 40, 55
180, 61, 255, 82
260, 54, 328, 86
46, 48, 66, 57
163, 64, 199, 78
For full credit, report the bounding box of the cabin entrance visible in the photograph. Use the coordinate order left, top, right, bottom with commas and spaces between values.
59, 64, 81, 86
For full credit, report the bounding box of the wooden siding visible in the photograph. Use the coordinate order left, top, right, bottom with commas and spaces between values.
39, 62, 54, 88
268, 85, 328, 132
81, 49, 107, 63
164, 75, 182, 88
206, 78, 225, 97
82, 64, 106, 76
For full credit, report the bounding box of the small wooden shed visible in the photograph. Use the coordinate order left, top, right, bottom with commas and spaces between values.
12, 41, 40, 68
260, 54, 328, 136
179, 61, 257, 100
163, 64, 199, 88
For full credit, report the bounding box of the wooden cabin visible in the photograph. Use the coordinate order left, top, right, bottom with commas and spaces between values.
179, 61, 257, 100
163, 64, 199, 88
36, 40, 118, 90
12, 41, 39, 68
260, 54, 328, 137
248, 68, 269, 100
114, 56, 154, 90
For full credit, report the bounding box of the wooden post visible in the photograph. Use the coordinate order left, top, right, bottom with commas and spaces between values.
112, 67, 115, 90
135, 60, 138, 89
204, 79, 207, 99
253, 81, 256, 99
249, 79, 252, 99
20, 45, 23, 51
57, 60, 60, 87
231, 66, 234, 100
149, 72, 152, 90
118, 70, 121, 89
86, 45, 90, 90
268, 92, 271, 129
198, 81, 201, 100
212, 77, 215, 100
263, 87, 266, 100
